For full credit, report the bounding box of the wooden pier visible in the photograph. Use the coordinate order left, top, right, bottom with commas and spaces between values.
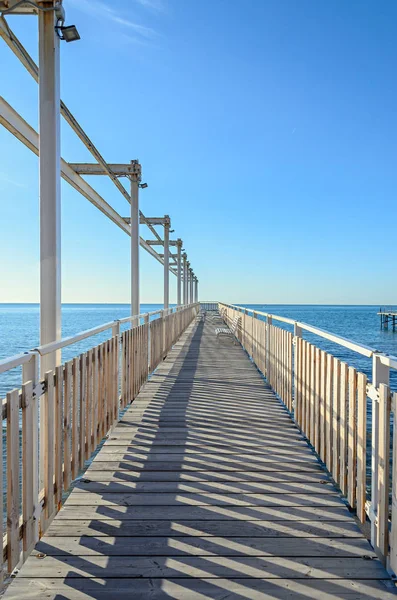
5, 316, 396, 599
379, 307, 397, 330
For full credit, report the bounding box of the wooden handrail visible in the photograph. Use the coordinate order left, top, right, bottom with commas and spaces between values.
0, 304, 200, 578
218, 301, 396, 573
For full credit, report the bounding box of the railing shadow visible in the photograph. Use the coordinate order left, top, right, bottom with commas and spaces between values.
14, 318, 392, 599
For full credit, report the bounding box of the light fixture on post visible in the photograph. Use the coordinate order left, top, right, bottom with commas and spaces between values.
0, 1, 80, 42
56, 23, 80, 42
139, 182, 148, 189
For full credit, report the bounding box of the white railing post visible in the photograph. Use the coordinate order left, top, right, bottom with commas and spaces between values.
144, 312, 150, 371
130, 160, 141, 326
266, 315, 272, 379
38, 3, 61, 375
371, 353, 390, 554
163, 216, 170, 309
293, 322, 302, 417
111, 320, 120, 338
177, 239, 182, 306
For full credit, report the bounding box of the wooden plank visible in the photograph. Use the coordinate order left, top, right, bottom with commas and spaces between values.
85, 349, 93, 460
339, 362, 348, 495
92, 345, 99, 449
32, 535, 375, 557
56, 504, 353, 522
6, 578, 396, 599
79, 354, 86, 471
347, 367, 357, 508
71, 357, 79, 480
356, 372, 367, 523
325, 353, 333, 470
19, 554, 389, 580
44, 371, 55, 521
320, 350, 327, 462
314, 347, 321, 454
7, 389, 20, 572
64, 361, 72, 491
66, 491, 342, 507
21, 381, 36, 559
332, 357, 340, 484
46, 519, 359, 538
54, 365, 63, 508
72, 480, 335, 495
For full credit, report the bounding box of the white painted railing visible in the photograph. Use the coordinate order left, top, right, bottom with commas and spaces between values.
0, 303, 199, 579
218, 302, 397, 575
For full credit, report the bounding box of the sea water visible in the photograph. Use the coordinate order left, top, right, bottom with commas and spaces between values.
1, 303, 397, 396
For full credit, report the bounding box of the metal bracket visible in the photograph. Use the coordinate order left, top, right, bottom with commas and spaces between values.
366, 383, 380, 403
33, 380, 46, 399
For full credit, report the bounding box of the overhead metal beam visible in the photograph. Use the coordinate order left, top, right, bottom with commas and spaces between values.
0, 16, 132, 204
69, 163, 139, 176
0, 96, 178, 275
145, 240, 178, 247
0, 16, 168, 250
139, 216, 169, 226
0, 1, 37, 13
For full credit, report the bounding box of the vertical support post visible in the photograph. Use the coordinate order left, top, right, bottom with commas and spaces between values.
186, 260, 190, 304
38, 2, 61, 375
371, 353, 390, 552
190, 269, 194, 304
130, 160, 141, 325
177, 239, 182, 306
183, 254, 187, 305
195, 277, 198, 303
163, 216, 170, 309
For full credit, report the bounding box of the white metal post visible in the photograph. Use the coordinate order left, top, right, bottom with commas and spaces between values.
190, 269, 194, 304
195, 278, 198, 303
38, 3, 61, 375
163, 216, 170, 309
130, 160, 141, 324
185, 259, 190, 305
187, 264, 191, 304
182, 255, 187, 305
177, 239, 182, 306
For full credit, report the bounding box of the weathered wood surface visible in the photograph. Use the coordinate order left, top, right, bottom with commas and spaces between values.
5, 317, 396, 599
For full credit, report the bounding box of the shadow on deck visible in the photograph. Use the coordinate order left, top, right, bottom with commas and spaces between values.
4, 318, 397, 599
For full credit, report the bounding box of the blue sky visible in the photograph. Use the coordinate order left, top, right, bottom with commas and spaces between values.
1, 0, 397, 304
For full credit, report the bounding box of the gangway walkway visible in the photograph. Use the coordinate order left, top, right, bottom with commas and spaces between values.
5, 318, 396, 599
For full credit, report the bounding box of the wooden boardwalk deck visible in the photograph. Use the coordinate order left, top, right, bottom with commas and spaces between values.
5, 317, 397, 599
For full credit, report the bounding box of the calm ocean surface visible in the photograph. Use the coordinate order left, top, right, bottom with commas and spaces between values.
1, 303, 397, 397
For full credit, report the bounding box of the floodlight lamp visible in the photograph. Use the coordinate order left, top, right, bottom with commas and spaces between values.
58, 24, 80, 42
170, 229, 175, 233
139, 183, 148, 189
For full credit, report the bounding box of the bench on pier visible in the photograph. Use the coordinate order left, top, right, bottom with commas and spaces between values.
215, 314, 240, 342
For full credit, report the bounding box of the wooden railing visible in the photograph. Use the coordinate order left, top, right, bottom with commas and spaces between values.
0, 303, 199, 579
219, 302, 397, 575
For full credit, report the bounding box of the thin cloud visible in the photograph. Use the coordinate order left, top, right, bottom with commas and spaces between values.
0, 173, 28, 188
135, 0, 166, 12
69, 0, 158, 42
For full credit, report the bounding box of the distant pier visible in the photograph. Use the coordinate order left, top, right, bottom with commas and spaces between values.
378, 306, 397, 329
